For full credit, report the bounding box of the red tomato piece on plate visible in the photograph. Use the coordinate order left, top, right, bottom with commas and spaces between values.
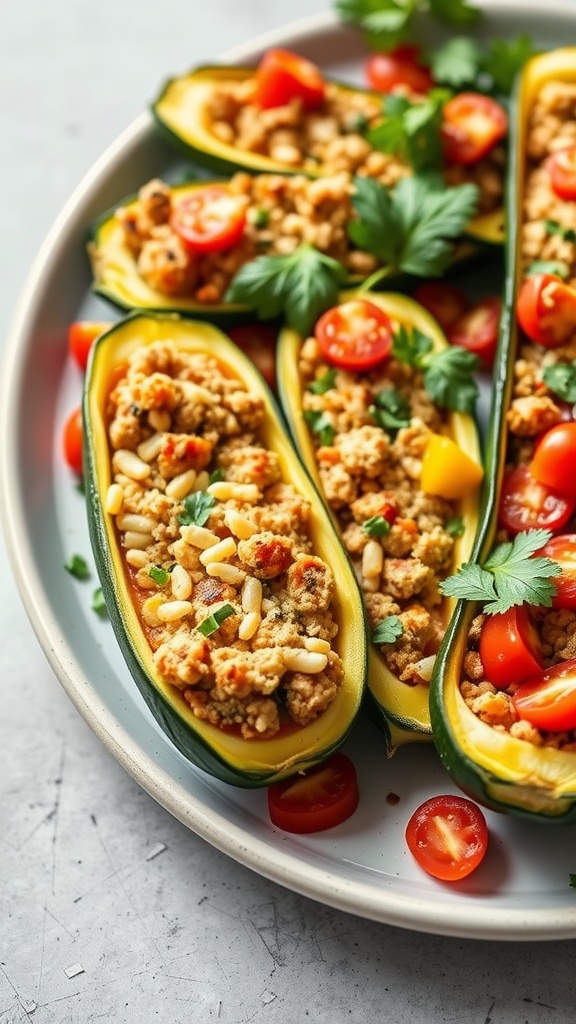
513, 659, 576, 732
254, 48, 325, 110
546, 145, 576, 201
498, 464, 576, 535
442, 93, 508, 165
314, 299, 393, 372
529, 422, 576, 498
537, 533, 576, 609
267, 753, 359, 834
447, 295, 501, 369
516, 273, 576, 348
478, 605, 544, 689
170, 186, 248, 253
412, 281, 469, 332
405, 795, 488, 881
365, 45, 433, 95
68, 321, 112, 372
63, 406, 83, 476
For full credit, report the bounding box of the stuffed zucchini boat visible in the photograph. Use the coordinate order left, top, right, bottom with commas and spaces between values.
430, 48, 576, 822
276, 290, 484, 753
83, 313, 367, 787
151, 59, 505, 246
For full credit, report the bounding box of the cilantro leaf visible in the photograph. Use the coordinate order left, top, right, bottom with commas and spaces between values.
309, 368, 337, 395
370, 385, 411, 432
348, 175, 479, 279
334, 0, 416, 49
543, 361, 576, 404
179, 491, 216, 527
439, 529, 562, 614
545, 219, 576, 244
373, 615, 404, 644
92, 587, 108, 617
391, 323, 433, 368
149, 564, 171, 587
363, 515, 392, 537
482, 34, 535, 94
368, 90, 449, 172
303, 409, 336, 446
430, 36, 482, 88
446, 516, 465, 538
423, 346, 480, 414
64, 553, 90, 580
427, 0, 480, 26
226, 245, 346, 337
525, 259, 570, 280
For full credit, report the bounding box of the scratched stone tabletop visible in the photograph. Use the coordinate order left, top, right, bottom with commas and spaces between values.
2, 1, 576, 1022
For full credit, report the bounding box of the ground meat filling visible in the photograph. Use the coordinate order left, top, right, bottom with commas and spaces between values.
205, 78, 504, 214
298, 334, 458, 686
105, 338, 343, 739
459, 78, 576, 751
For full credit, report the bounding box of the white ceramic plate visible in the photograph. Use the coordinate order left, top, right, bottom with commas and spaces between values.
4, 1, 576, 941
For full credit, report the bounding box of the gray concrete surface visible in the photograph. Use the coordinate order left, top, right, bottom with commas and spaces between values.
2, 2, 576, 1022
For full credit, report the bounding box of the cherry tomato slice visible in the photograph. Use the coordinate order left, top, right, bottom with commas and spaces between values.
516, 273, 576, 348
442, 93, 508, 166
498, 464, 576, 535
314, 299, 393, 372
170, 187, 248, 254
537, 533, 576, 609
254, 48, 325, 110
479, 605, 543, 690
365, 45, 433, 95
530, 422, 576, 498
63, 406, 83, 476
68, 321, 112, 372
447, 294, 501, 369
227, 323, 277, 390
405, 795, 488, 882
267, 753, 359, 834
546, 145, 576, 201
412, 281, 469, 331
513, 658, 576, 732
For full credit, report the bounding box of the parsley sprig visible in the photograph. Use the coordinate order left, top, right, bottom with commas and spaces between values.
373, 615, 404, 644
334, 0, 479, 51
226, 245, 347, 337
439, 529, 562, 614
368, 91, 449, 171
391, 323, 480, 413
430, 33, 535, 94
348, 174, 479, 283
543, 361, 576, 404
179, 491, 216, 527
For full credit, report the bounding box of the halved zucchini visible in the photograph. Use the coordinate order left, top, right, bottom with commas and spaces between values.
151, 64, 504, 247
84, 312, 367, 787
276, 290, 483, 754
430, 48, 576, 822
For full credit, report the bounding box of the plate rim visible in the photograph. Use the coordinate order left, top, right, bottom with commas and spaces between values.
4, 1, 576, 941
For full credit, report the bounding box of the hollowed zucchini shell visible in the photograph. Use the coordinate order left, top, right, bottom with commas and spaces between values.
429, 48, 576, 823
83, 312, 367, 788
151, 65, 503, 248
276, 290, 483, 754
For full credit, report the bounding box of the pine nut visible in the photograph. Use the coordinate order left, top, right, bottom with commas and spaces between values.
180, 524, 220, 549
193, 470, 210, 492
241, 577, 262, 615
166, 469, 197, 499
157, 600, 193, 623
125, 549, 149, 568
206, 563, 246, 585
362, 539, 383, 579
112, 449, 150, 481
199, 536, 237, 565
238, 611, 261, 641
105, 483, 124, 515
283, 650, 328, 674
171, 563, 192, 601
207, 481, 261, 503
122, 530, 154, 550
304, 637, 331, 655
117, 513, 158, 533
135, 568, 158, 590
142, 593, 165, 626
148, 409, 171, 432
137, 431, 165, 462
224, 509, 257, 539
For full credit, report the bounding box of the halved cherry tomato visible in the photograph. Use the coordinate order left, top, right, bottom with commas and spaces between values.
546, 145, 576, 201
254, 48, 325, 110
498, 464, 576, 535
365, 45, 433, 95
516, 273, 576, 348
227, 323, 277, 390
479, 605, 543, 690
267, 753, 359, 834
170, 187, 248, 253
63, 406, 83, 476
405, 795, 488, 882
442, 93, 508, 165
530, 422, 576, 498
537, 534, 576, 609
447, 295, 501, 370
412, 281, 469, 332
513, 658, 576, 732
68, 321, 112, 372
314, 299, 393, 371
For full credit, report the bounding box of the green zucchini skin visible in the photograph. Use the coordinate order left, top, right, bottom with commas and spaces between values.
429, 48, 576, 824
151, 64, 504, 248
83, 312, 367, 788
276, 290, 483, 755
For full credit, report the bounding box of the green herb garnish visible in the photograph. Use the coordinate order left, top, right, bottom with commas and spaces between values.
569, 874, 576, 889
439, 529, 562, 614
544, 219, 576, 244
391, 323, 480, 414
445, 516, 465, 538
64, 554, 90, 580
373, 615, 404, 644
91, 588, 108, 617
179, 491, 216, 527
348, 174, 479, 283
334, 0, 479, 51
542, 361, 576, 404
368, 90, 449, 172
197, 603, 236, 637
429, 36, 482, 89
370, 386, 411, 432
363, 515, 392, 537
525, 259, 570, 280
226, 245, 347, 337
303, 409, 336, 446
309, 368, 337, 395
149, 565, 171, 587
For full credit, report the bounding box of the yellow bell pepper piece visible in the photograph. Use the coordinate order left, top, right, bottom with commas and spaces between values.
420, 434, 483, 500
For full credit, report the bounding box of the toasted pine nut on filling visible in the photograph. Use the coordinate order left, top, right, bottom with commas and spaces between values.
105, 338, 343, 739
